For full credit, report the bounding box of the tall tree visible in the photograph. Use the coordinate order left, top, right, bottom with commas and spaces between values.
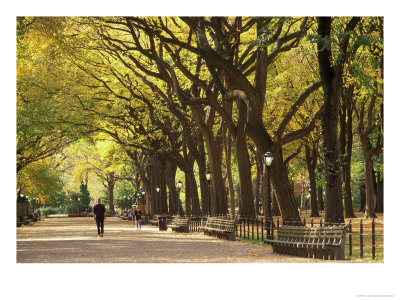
316, 17, 360, 222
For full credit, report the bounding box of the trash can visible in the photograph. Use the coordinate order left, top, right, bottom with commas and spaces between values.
158, 216, 167, 231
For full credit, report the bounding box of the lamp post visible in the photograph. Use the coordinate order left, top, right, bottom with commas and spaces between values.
141, 190, 145, 209
176, 180, 182, 216
156, 187, 160, 213
205, 170, 212, 216
264, 152, 274, 241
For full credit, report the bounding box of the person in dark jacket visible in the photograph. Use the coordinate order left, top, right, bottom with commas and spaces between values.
94, 198, 106, 237
135, 209, 142, 230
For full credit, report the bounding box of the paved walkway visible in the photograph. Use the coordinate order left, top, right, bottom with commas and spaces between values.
17, 217, 342, 263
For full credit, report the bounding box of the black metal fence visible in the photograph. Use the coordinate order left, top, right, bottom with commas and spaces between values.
173, 214, 383, 261
233, 216, 383, 260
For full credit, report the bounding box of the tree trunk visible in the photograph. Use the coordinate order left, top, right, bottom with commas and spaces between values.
225, 130, 236, 217
305, 144, 320, 217
160, 159, 167, 214
107, 178, 115, 212
272, 189, 281, 216
375, 172, 383, 213
317, 185, 324, 211
359, 181, 366, 212
317, 17, 345, 223
235, 99, 255, 217
317, 163, 325, 211
165, 160, 178, 214
191, 106, 227, 215
360, 141, 377, 218
340, 86, 356, 218
270, 144, 300, 220
300, 180, 306, 210
187, 167, 201, 215
254, 151, 262, 215
196, 128, 209, 215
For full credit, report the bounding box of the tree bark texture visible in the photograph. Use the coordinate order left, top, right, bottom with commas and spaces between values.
317, 17, 344, 223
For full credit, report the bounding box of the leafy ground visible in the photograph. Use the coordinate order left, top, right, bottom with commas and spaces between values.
16, 217, 368, 263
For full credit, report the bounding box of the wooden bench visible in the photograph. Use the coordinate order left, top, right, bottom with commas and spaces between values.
17, 215, 32, 226
198, 217, 236, 241
118, 211, 132, 220
168, 217, 190, 233
149, 215, 162, 226
265, 224, 349, 260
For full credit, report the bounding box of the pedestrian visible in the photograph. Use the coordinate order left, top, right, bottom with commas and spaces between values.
130, 206, 136, 226
86, 208, 90, 217
136, 209, 142, 230
94, 198, 106, 237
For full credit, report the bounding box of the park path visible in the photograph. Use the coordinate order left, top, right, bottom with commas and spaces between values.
17, 217, 345, 263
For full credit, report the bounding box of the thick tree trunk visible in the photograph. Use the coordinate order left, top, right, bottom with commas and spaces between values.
272, 189, 280, 216
107, 180, 115, 212
187, 167, 201, 215
359, 181, 366, 212
317, 185, 324, 211
300, 180, 306, 210
191, 107, 227, 215
360, 142, 377, 218
150, 161, 160, 214
305, 144, 320, 217
196, 129, 209, 215
184, 173, 191, 216
269, 144, 299, 221
225, 131, 236, 217
160, 159, 167, 214
247, 118, 300, 221
317, 17, 345, 223
254, 151, 263, 215
165, 160, 178, 214
375, 172, 383, 213
340, 86, 356, 218
235, 99, 255, 217
317, 164, 325, 211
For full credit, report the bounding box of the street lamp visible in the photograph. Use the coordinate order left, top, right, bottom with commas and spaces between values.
156, 187, 160, 213
264, 152, 274, 242
205, 170, 212, 216
176, 180, 182, 216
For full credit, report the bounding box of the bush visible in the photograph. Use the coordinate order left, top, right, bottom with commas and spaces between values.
40, 206, 69, 216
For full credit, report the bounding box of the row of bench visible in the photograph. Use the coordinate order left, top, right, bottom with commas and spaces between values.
17, 212, 41, 227
145, 214, 349, 260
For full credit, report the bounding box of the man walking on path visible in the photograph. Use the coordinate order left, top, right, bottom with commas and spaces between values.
94, 198, 106, 237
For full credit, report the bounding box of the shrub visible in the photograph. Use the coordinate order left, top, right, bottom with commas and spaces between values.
40, 206, 69, 216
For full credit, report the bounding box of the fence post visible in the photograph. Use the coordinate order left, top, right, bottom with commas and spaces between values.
349, 219, 352, 256
360, 219, 364, 258
372, 218, 375, 260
